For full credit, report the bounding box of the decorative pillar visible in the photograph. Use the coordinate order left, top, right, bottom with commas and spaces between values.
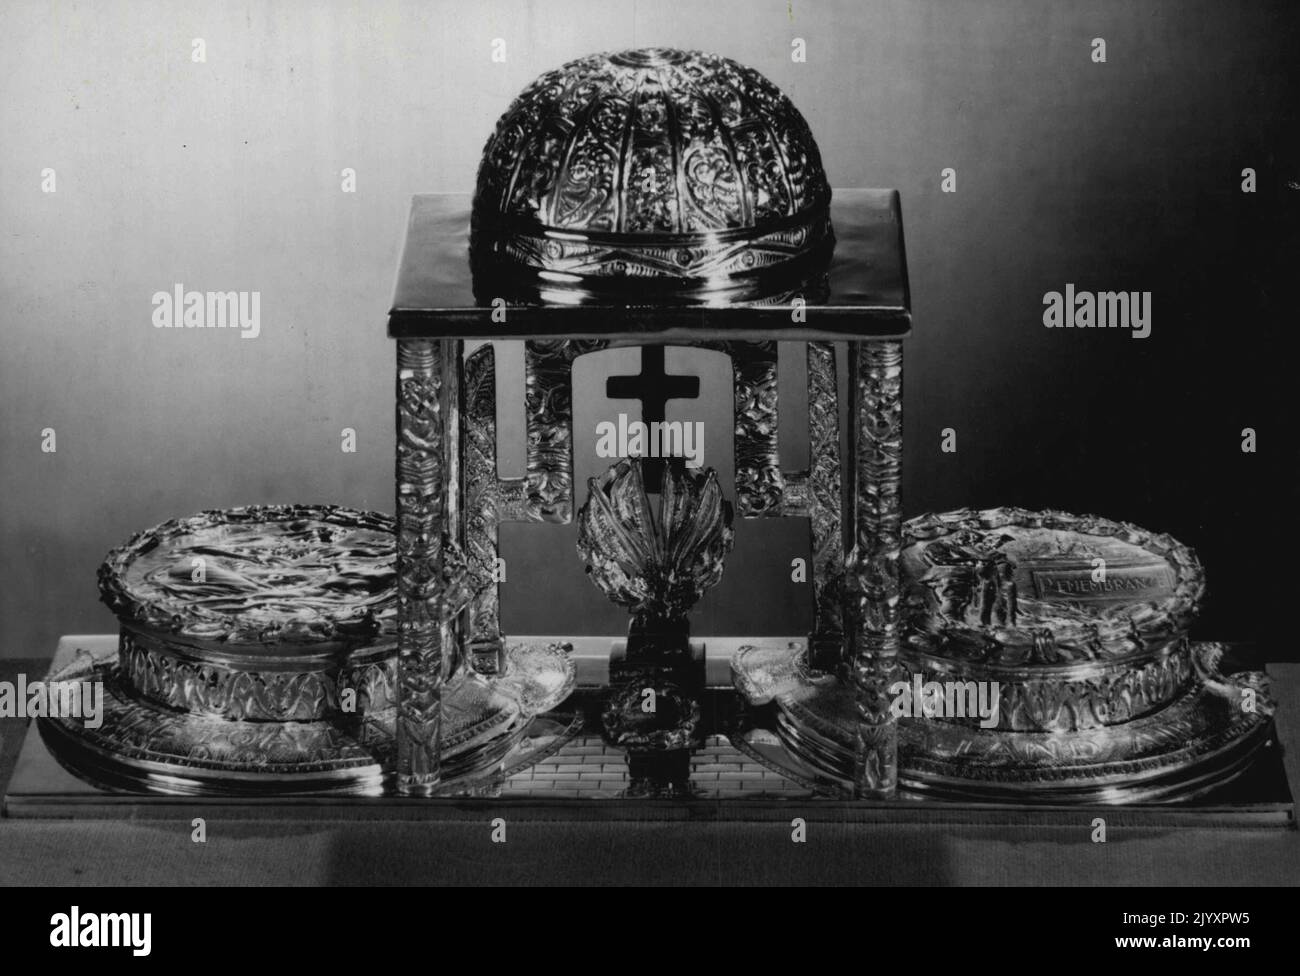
463, 343, 507, 674
395, 338, 462, 795
848, 340, 904, 798
805, 340, 846, 673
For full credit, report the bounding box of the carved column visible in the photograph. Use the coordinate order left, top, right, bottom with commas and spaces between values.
726, 340, 783, 517
847, 340, 903, 798
805, 341, 845, 672
463, 344, 508, 674
525, 339, 589, 523
395, 338, 462, 795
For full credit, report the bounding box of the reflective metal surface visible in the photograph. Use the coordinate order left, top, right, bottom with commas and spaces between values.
900, 507, 1205, 669
469, 48, 833, 305
20, 636, 1286, 815
55, 506, 579, 796
730, 641, 1276, 803
388, 190, 910, 340
577, 457, 734, 792
98, 505, 402, 722
576, 457, 734, 621
98, 505, 397, 650
39, 641, 578, 797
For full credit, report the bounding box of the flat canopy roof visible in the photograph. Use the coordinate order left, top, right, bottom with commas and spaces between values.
388, 188, 910, 342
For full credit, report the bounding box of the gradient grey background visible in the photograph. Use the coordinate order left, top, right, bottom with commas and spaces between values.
1, 0, 1294, 659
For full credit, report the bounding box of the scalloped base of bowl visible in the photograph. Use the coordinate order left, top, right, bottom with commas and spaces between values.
38, 641, 577, 797
730, 642, 1277, 804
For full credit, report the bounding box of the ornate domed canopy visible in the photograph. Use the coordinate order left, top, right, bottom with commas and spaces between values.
470, 48, 834, 304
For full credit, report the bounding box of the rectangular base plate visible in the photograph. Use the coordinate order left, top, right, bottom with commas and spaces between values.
4, 637, 1294, 828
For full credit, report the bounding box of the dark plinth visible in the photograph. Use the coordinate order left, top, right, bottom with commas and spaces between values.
387, 189, 910, 342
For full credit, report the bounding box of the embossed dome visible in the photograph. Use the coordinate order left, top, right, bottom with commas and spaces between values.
470, 48, 834, 303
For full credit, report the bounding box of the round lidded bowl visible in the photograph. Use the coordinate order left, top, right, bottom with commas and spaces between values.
97, 504, 398, 722
897, 507, 1205, 732
730, 509, 1273, 799
469, 47, 835, 305
900, 507, 1205, 669
44, 505, 579, 795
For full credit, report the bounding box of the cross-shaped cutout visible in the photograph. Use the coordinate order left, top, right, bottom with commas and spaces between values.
605, 345, 701, 491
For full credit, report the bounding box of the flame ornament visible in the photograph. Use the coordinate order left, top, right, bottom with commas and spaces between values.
576, 458, 735, 624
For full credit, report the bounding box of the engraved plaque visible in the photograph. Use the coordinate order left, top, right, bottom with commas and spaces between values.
1030, 562, 1175, 604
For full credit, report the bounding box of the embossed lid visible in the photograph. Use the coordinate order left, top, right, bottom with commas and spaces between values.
469, 48, 835, 305
900, 507, 1205, 670
98, 505, 399, 651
